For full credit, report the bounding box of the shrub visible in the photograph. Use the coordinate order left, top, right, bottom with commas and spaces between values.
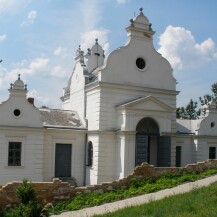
2, 179, 51, 217
16, 178, 36, 204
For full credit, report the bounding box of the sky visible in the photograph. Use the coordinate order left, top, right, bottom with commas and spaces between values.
0, 0, 217, 108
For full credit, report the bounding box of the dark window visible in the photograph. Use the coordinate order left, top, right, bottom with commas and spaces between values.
13, 109, 21, 117
8, 142, 22, 166
211, 122, 215, 128
136, 58, 146, 70
87, 141, 93, 167
176, 146, 182, 167
209, 147, 216, 159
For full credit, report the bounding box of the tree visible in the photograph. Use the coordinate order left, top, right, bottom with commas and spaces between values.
176, 99, 200, 119
199, 82, 217, 115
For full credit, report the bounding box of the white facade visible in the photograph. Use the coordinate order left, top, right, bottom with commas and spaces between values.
0, 9, 217, 186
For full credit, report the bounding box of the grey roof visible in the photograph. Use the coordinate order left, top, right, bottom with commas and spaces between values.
176, 119, 203, 134
39, 109, 85, 129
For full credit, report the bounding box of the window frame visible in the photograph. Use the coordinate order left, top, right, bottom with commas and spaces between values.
8, 141, 22, 166
87, 141, 93, 167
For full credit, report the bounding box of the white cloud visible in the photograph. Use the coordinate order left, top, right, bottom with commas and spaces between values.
12, 57, 50, 76
27, 89, 49, 105
53, 46, 68, 58
80, 29, 110, 54
0, 57, 50, 89
158, 25, 217, 71
21, 10, 37, 27
0, 34, 6, 42
28, 10, 37, 20
116, 0, 127, 4
80, 0, 102, 31
50, 66, 67, 78
78, 0, 110, 54
0, 0, 30, 14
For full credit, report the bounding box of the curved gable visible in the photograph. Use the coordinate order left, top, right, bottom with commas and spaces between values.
98, 12, 176, 91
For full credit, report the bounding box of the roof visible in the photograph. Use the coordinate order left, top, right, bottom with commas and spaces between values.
39, 109, 85, 129
176, 119, 203, 134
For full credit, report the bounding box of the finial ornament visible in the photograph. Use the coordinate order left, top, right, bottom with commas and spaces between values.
78, 45, 81, 50
130, 19, 134, 26
149, 23, 152, 31
18, 74, 20, 80
139, 7, 143, 15
95, 38, 98, 44
10, 83, 13, 89
24, 84, 27, 90
87, 48, 91, 55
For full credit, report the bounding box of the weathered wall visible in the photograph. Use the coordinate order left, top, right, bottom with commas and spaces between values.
0, 127, 44, 185
1, 159, 217, 210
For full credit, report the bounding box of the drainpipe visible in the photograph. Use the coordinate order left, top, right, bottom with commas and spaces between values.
83, 86, 88, 186
83, 128, 88, 186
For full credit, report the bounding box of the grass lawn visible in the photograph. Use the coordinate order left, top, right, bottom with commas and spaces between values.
94, 181, 217, 217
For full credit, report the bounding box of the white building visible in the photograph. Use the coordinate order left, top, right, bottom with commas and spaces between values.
0, 9, 217, 186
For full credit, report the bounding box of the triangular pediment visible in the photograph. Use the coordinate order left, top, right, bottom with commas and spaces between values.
116, 96, 173, 112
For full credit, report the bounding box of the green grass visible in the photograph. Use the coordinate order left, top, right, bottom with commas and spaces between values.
94, 181, 217, 217
50, 167, 217, 214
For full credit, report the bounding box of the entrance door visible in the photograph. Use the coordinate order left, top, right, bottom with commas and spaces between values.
55, 143, 72, 177
176, 146, 182, 167
158, 136, 171, 167
135, 118, 159, 167
135, 134, 148, 166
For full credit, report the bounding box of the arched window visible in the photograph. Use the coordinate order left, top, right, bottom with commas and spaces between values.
87, 141, 93, 166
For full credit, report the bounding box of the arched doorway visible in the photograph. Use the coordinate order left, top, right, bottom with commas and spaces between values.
135, 118, 159, 167
135, 117, 171, 167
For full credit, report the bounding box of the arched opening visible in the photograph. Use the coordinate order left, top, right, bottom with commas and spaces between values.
135, 118, 159, 167
87, 141, 93, 167
135, 117, 171, 167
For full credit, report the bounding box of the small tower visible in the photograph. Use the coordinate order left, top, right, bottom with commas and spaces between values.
75, 45, 85, 64
9, 74, 27, 97
85, 39, 105, 73
126, 8, 155, 42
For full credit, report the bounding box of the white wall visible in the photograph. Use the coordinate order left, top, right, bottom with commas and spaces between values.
0, 127, 44, 185
0, 95, 42, 128
62, 63, 87, 126
86, 132, 116, 185
43, 129, 86, 186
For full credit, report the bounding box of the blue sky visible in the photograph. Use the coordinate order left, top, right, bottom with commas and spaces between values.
0, 0, 217, 108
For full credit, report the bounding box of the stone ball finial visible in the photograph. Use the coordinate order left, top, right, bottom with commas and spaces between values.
130, 19, 134, 26
95, 38, 98, 44
139, 7, 143, 15
18, 74, 21, 80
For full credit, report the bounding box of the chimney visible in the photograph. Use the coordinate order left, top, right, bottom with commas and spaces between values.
28, 97, 34, 105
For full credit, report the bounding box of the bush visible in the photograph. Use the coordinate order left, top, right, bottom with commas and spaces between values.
16, 178, 36, 205
2, 179, 51, 217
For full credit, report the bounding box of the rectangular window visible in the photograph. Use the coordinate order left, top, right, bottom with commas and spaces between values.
8, 142, 22, 166
176, 146, 182, 167
209, 147, 216, 159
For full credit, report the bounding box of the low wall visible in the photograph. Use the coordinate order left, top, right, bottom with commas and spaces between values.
1, 159, 217, 210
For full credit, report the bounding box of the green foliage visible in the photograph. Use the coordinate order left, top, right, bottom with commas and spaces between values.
51, 167, 217, 215
177, 82, 217, 119
176, 99, 200, 119
3, 202, 42, 217
16, 178, 36, 205
3, 168, 217, 216
94, 181, 217, 217
2, 179, 51, 217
